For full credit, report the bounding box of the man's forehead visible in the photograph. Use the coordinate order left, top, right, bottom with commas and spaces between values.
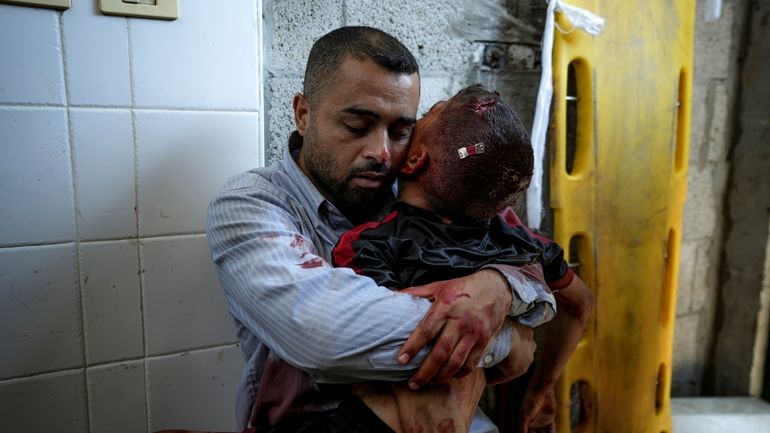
318, 64, 418, 120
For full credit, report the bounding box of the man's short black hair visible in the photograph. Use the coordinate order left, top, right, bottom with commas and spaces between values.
303, 26, 419, 106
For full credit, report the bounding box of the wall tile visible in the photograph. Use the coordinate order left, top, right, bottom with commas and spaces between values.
141, 235, 235, 355
146, 345, 243, 432
87, 361, 146, 433
0, 243, 82, 379
62, 0, 131, 106
130, 0, 258, 109
80, 240, 142, 365
0, 5, 65, 104
0, 108, 75, 246
0, 371, 87, 433
71, 108, 136, 240
135, 110, 259, 236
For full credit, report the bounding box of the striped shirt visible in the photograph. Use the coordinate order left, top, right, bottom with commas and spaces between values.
206, 149, 553, 432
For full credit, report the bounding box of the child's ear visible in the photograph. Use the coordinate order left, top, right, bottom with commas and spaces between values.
401, 147, 428, 175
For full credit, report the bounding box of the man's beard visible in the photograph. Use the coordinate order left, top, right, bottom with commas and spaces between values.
303, 146, 394, 223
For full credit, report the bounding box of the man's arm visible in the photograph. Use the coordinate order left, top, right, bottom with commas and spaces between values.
517, 275, 595, 433
206, 185, 519, 384
333, 216, 551, 389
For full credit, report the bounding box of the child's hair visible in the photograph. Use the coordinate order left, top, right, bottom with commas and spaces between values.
421, 85, 533, 220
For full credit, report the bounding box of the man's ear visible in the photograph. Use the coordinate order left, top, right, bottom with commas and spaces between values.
401, 147, 429, 175
293, 93, 309, 136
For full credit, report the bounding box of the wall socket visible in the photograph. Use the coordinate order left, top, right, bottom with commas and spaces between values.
99, 0, 177, 20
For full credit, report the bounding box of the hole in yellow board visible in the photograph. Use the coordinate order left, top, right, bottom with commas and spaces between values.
568, 234, 584, 277
660, 228, 676, 327
674, 69, 688, 173
569, 380, 594, 432
564, 59, 591, 177
655, 363, 667, 414
565, 61, 578, 175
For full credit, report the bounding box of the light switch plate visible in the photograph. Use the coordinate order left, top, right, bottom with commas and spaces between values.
99, 0, 177, 21
0, 0, 70, 9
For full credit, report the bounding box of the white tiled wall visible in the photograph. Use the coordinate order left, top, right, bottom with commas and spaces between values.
0, 1, 259, 431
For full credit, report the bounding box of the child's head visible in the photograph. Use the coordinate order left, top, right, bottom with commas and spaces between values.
401, 85, 533, 221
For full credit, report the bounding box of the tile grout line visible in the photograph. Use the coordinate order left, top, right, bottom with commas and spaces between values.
0, 102, 260, 114
0, 102, 260, 112
0, 342, 241, 384
0, 231, 209, 250
256, 0, 266, 168
58, 9, 92, 433
125, 16, 152, 431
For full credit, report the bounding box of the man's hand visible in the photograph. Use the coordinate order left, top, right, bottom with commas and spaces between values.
397, 269, 512, 389
517, 383, 558, 433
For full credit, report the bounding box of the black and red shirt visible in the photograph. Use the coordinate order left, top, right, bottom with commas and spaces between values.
333, 202, 574, 291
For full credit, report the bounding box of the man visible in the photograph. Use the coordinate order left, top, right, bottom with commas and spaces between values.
206, 26, 546, 432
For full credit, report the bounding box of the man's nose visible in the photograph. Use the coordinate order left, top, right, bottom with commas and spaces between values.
361, 129, 392, 163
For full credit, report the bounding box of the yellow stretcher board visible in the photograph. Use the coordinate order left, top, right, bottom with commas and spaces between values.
548, 1, 695, 433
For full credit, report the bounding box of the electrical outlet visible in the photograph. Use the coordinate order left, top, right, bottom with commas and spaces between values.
0, 0, 70, 9
99, 0, 177, 20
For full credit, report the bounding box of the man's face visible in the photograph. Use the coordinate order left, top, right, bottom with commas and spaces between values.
296, 57, 420, 221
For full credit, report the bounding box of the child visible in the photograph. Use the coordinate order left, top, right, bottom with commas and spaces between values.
332, 84, 594, 433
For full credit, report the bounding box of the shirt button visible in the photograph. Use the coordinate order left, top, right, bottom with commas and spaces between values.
483, 354, 494, 366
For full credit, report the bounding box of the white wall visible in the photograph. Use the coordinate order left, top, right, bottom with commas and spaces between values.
0, 1, 261, 431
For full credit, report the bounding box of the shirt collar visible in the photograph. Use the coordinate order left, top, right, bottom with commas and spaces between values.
280, 149, 328, 215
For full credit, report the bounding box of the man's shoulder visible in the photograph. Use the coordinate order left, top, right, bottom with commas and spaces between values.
216, 161, 290, 199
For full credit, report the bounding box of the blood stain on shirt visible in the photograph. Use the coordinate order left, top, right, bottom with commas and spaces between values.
299, 257, 324, 269
290, 234, 306, 248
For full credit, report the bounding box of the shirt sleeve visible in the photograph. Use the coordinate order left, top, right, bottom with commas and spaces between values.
331, 212, 404, 289
498, 208, 575, 291
483, 264, 555, 326
206, 184, 512, 383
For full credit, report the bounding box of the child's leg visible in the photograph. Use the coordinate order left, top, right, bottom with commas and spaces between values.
353, 369, 487, 433
352, 382, 404, 433
392, 369, 486, 433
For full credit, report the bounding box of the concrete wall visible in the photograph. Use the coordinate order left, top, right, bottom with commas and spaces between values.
671, 0, 750, 396
263, 0, 547, 164
710, 0, 770, 396
0, 1, 261, 431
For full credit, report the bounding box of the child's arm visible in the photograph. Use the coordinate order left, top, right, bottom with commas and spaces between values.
517, 274, 595, 433
484, 320, 537, 385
